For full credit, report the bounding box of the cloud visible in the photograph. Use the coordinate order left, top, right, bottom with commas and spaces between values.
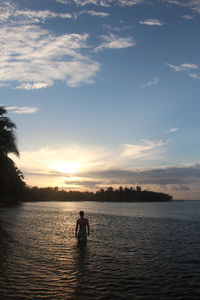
16, 82, 51, 90
121, 140, 165, 159
14, 9, 72, 24
6, 106, 39, 114
65, 179, 102, 188
54, 0, 200, 14
189, 73, 200, 79
94, 33, 136, 52
140, 77, 160, 88
167, 63, 199, 72
166, 0, 200, 14
181, 14, 194, 19
56, 0, 110, 6
0, 2, 72, 24
85, 10, 109, 17
74, 10, 110, 18
76, 164, 200, 186
139, 19, 166, 26
55, 0, 144, 7
0, 1, 15, 22
167, 63, 200, 81
103, 24, 132, 31
171, 185, 191, 191
167, 128, 179, 133
0, 24, 100, 88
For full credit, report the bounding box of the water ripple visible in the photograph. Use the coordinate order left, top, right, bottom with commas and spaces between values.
0, 202, 200, 299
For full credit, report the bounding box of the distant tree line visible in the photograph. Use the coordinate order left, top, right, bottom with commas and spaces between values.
22, 185, 172, 202
94, 185, 172, 202
23, 186, 93, 202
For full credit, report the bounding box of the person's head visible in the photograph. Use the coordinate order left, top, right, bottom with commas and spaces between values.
79, 211, 84, 217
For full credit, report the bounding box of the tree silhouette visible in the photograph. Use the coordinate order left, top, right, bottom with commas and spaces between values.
0, 107, 25, 202
0, 107, 19, 156
136, 185, 141, 192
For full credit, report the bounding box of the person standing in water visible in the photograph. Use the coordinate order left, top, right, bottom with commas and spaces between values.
75, 211, 90, 244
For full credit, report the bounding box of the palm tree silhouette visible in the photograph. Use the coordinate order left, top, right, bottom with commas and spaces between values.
0, 107, 19, 156
0, 107, 25, 201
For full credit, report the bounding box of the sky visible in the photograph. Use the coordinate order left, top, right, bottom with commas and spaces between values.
1, 0, 200, 199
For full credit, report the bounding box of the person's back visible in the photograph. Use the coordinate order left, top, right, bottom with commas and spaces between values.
75, 211, 90, 244
77, 216, 88, 232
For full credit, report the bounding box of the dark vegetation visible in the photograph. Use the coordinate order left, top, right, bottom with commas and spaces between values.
0, 106, 172, 204
23, 185, 172, 202
0, 107, 25, 203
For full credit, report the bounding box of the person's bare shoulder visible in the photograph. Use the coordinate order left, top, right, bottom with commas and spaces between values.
81, 217, 88, 223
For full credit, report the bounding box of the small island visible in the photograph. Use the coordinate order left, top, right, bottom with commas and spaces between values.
22, 185, 172, 202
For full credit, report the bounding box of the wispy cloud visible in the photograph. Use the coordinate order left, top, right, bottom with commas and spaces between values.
0, 1, 103, 89
166, 0, 200, 14
0, 25, 100, 89
0, 2, 72, 24
55, 0, 110, 6
85, 10, 110, 17
166, 63, 200, 82
0, 1, 15, 22
121, 140, 165, 159
14, 9, 72, 23
74, 10, 110, 18
0, 2, 139, 89
55, 0, 145, 7
140, 77, 160, 88
54, 0, 200, 14
189, 73, 200, 79
139, 19, 166, 26
167, 63, 199, 72
16, 82, 51, 90
6, 106, 39, 114
0, 1, 111, 24
103, 24, 132, 32
171, 185, 191, 191
94, 33, 136, 52
181, 14, 194, 19
167, 128, 179, 133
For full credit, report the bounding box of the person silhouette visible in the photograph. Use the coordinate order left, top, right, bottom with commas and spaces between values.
75, 211, 90, 245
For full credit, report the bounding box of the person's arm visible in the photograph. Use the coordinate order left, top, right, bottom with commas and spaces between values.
75, 220, 78, 237
87, 219, 90, 236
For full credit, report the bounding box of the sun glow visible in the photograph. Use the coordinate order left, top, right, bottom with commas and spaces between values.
50, 161, 81, 174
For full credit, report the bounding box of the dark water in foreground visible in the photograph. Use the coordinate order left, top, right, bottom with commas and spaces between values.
0, 201, 200, 299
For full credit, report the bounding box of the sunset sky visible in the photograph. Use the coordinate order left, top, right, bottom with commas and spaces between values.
1, 0, 200, 199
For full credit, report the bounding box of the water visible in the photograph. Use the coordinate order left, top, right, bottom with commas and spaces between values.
0, 201, 200, 299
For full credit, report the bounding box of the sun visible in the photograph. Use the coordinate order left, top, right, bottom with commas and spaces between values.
50, 161, 81, 174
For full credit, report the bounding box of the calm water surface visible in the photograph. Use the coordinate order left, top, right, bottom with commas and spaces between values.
0, 201, 200, 299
